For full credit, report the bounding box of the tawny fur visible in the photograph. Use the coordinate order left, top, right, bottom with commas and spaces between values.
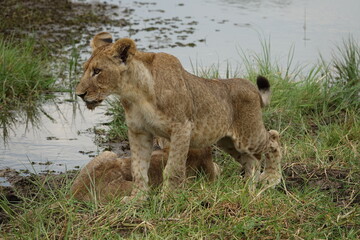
76, 32, 282, 201
71, 148, 220, 203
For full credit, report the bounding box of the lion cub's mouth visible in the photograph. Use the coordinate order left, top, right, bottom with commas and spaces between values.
85, 100, 103, 110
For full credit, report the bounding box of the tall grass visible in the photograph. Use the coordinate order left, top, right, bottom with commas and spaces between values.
106, 98, 128, 141
0, 37, 54, 103
0, 37, 55, 142
67, 43, 81, 95
332, 37, 360, 86
1, 38, 359, 239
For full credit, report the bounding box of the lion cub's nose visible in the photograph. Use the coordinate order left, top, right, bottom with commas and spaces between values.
77, 92, 87, 99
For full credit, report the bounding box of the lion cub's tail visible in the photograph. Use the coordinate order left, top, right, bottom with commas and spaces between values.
256, 75, 271, 107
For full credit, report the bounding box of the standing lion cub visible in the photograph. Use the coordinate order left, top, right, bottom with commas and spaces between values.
76, 32, 282, 202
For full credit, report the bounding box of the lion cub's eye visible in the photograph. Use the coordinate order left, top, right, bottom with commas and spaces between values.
93, 68, 101, 76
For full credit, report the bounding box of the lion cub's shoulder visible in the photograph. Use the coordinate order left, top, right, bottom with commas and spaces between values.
134, 51, 184, 73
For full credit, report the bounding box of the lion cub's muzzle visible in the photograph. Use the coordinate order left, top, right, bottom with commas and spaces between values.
76, 91, 103, 110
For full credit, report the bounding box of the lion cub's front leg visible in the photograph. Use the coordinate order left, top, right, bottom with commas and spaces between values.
123, 129, 153, 203
162, 121, 192, 195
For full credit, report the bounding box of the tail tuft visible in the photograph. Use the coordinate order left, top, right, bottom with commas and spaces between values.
256, 75, 270, 91
256, 75, 271, 107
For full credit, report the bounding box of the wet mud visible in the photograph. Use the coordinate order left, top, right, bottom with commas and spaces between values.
0, 0, 125, 52
0, 0, 201, 54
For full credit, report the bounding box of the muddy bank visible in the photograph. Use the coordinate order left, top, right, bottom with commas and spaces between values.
0, 168, 74, 223
0, 0, 200, 54
0, 0, 127, 52
283, 164, 360, 207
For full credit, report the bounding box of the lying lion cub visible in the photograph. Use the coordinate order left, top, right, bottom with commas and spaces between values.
76, 32, 282, 201
71, 147, 220, 203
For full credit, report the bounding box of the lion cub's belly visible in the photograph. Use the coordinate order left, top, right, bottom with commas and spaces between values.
190, 118, 230, 148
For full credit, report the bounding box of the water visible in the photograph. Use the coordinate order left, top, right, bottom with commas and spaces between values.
1, 0, 359, 177
0, 93, 109, 174
98, 0, 360, 72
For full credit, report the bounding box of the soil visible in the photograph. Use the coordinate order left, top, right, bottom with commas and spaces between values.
0, 0, 201, 54
283, 163, 360, 207
0, 168, 72, 223
0, 0, 128, 53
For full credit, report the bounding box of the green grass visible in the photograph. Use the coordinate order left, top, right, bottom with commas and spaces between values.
105, 98, 129, 142
1, 38, 359, 239
1, 162, 358, 239
0, 37, 55, 141
0, 37, 54, 102
331, 37, 360, 86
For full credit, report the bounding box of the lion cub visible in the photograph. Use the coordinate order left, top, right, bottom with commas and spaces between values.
71, 147, 220, 203
76, 32, 282, 201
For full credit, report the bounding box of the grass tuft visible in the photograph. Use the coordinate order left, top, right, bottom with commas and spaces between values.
332, 36, 360, 86
106, 98, 129, 142
0, 37, 55, 142
0, 37, 54, 103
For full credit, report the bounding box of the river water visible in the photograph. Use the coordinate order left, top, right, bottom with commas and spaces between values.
0, 93, 109, 177
101, 0, 360, 71
1, 0, 359, 181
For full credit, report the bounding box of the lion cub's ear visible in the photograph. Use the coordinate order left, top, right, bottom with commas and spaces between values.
90, 32, 113, 51
111, 38, 137, 64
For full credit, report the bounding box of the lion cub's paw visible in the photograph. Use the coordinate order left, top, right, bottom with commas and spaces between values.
121, 192, 147, 206
160, 187, 178, 202
213, 163, 222, 178
120, 196, 134, 204
259, 173, 281, 188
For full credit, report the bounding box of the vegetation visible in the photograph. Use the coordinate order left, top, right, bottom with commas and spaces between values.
106, 98, 129, 142
0, 37, 55, 141
1, 39, 359, 239
0, 37, 54, 103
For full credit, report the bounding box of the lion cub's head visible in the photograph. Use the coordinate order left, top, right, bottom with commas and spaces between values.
76, 32, 136, 109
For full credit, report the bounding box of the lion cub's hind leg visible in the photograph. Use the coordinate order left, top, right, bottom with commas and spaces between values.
238, 153, 261, 183
216, 137, 260, 181
259, 130, 282, 187
186, 147, 221, 181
